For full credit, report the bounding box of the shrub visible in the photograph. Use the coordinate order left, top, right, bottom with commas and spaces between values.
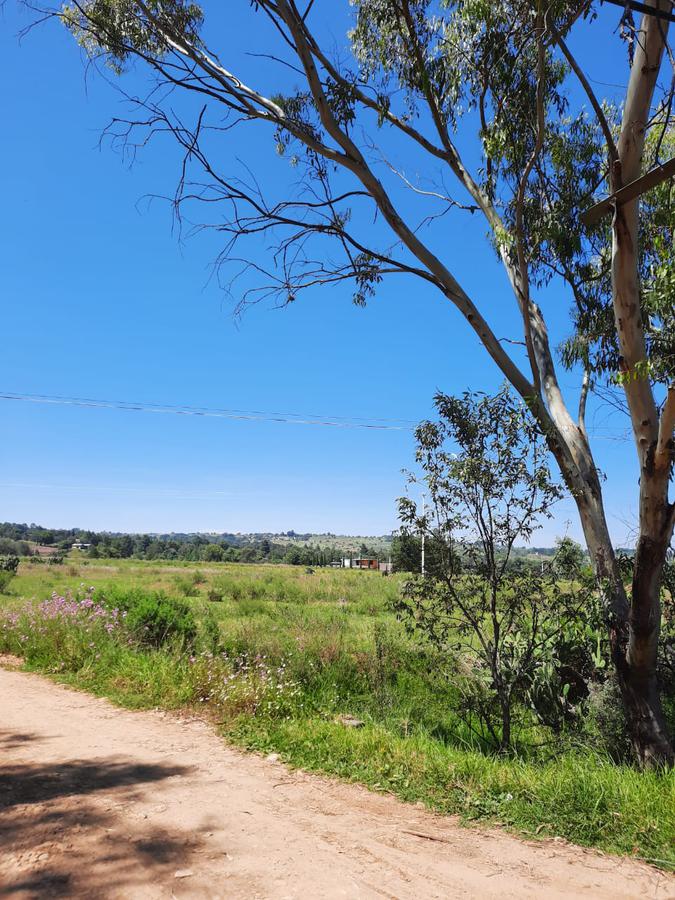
210, 576, 243, 602
172, 574, 200, 597
0, 571, 15, 593
129, 594, 197, 648
100, 586, 197, 649
0, 539, 29, 556
0, 556, 20, 574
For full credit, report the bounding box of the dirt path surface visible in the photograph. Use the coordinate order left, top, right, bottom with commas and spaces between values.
0, 668, 672, 900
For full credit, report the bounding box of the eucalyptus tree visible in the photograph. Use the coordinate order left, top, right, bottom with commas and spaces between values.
40, 0, 674, 763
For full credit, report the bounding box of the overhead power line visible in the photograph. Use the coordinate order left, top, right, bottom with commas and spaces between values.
0, 391, 416, 431
0, 391, 630, 441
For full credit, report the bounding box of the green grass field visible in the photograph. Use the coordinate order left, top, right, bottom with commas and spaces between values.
1, 558, 674, 867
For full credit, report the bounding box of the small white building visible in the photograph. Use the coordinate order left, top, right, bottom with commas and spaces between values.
341, 557, 379, 570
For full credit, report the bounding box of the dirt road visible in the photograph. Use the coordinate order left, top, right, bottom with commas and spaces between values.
0, 667, 672, 899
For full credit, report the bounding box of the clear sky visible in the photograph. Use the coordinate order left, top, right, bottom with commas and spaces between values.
1, 2, 638, 543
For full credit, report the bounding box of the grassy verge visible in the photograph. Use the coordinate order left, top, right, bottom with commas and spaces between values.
231, 718, 673, 864
1, 561, 674, 867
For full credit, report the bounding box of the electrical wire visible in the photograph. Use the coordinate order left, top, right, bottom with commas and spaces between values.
0, 391, 417, 431
0, 390, 631, 440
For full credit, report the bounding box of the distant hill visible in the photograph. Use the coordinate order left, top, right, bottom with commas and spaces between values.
0, 521, 586, 558
221, 532, 395, 552
0, 522, 393, 565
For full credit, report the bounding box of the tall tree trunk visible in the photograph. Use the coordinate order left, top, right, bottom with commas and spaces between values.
545, 419, 673, 766
620, 457, 674, 766
621, 574, 673, 767
604, 1, 674, 767
577, 495, 673, 766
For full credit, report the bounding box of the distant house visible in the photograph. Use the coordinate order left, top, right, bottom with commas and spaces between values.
341, 557, 379, 570
71, 542, 91, 551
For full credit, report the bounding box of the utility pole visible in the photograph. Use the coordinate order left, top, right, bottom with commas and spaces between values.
421, 492, 426, 576
581, 156, 675, 227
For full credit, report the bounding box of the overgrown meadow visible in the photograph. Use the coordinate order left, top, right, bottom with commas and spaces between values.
1, 557, 673, 867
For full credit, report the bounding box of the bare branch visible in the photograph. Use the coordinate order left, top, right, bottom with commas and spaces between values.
275, 0, 539, 403
548, 19, 619, 164
512, 9, 547, 395
579, 369, 591, 440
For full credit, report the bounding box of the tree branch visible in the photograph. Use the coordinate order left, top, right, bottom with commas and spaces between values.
275, 0, 539, 403
579, 369, 591, 440
548, 19, 619, 164
655, 384, 675, 471
514, 9, 547, 394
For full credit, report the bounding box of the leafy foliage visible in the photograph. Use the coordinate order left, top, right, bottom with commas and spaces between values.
61, 0, 203, 74
563, 127, 675, 386
395, 388, 603, 750
0, 556, 20, 574
99, 585, 197, 648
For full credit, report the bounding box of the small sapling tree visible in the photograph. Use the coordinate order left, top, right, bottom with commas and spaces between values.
396, 388, 599, 751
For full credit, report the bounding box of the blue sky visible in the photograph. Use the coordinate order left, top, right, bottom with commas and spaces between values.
1, 2, 637, 543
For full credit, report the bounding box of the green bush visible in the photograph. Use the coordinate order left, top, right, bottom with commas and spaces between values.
172, 574, 200, 597
101, 586, 197, 649
128, 594, 197, 648
210, 575, 243, 601
0, 556, 20, 574
0, 571, 15, 593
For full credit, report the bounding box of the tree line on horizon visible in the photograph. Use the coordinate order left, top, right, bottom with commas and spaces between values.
0, 522, 389, 567
0, 520, 588, 571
